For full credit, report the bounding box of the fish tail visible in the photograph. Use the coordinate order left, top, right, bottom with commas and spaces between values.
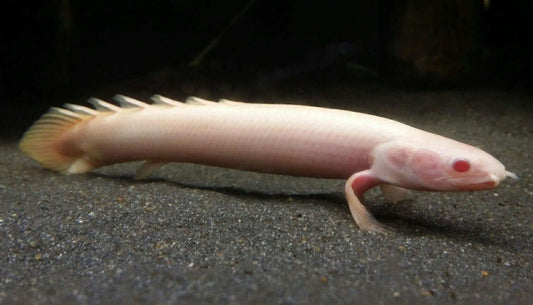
19, 106, 95, 174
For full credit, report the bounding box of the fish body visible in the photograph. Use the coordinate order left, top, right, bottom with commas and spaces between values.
19, 95, 516, 232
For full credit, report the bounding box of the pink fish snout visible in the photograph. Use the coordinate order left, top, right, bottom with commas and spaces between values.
444, 162, 517, 191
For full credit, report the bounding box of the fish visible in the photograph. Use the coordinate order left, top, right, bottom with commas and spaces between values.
19, 95, 517, 232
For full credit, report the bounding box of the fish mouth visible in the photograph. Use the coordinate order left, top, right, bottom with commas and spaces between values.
444, 170, 517, 191
444, 173, 500, 190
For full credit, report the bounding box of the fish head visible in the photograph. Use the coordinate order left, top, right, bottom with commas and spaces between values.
370, 138, 516, 191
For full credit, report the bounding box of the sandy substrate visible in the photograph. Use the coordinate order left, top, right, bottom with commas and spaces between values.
1, 83, 531, 304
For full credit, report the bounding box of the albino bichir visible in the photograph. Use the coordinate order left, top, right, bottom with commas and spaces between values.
19, 95, 517, 232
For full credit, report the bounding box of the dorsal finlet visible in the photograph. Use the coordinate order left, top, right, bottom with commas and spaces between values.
88, 98, 122, 112
49, 107, 84, 119
113, 95, 149, 109
219, 98, 244, 105
151, 95, 184, 106
186, 96, 217, 105
64, 103, 99, 116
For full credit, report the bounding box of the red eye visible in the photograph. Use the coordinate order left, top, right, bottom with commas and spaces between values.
452, 158, 470, 172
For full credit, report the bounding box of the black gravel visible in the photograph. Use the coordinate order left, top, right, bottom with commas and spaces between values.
1, 83, 531, 304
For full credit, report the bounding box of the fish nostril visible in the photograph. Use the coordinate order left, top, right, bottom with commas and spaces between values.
505, 170, 518, 180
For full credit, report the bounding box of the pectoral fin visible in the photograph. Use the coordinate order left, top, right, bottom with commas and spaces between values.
345, 170, 392, 233
380, 185, 413, 203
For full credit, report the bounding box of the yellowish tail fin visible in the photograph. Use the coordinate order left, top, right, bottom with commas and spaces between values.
19, 107, 93, 173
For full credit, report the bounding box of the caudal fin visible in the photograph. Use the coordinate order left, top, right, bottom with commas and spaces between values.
19, 107, 93, 173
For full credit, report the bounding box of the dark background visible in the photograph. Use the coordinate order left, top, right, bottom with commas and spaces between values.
1, 0, 532, 110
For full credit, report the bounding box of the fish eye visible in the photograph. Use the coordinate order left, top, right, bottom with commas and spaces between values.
452, 158, 470, 172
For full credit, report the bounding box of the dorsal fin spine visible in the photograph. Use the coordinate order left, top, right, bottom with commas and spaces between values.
88, 98, 122, 112
219, 98, 243, 105
151, 95, 184, 106
186, 96, 217, 105
113, 95, 149, 109
64, 103, 99, 116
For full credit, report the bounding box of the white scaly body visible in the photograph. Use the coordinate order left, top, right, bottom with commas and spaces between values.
20, 95, 516, 232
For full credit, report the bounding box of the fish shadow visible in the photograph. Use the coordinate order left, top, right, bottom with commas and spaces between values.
373, 201, 529, 252
89, 171, 528, 252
